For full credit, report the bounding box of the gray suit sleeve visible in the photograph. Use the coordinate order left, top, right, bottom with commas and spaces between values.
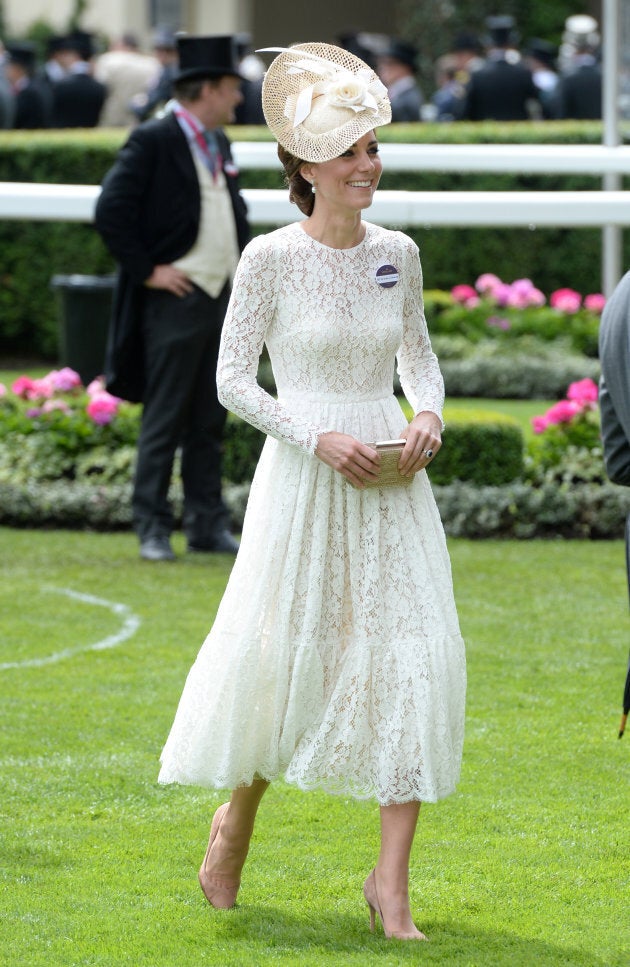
599, 271, 630, 485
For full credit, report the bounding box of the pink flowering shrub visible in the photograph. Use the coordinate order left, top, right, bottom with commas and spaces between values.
532, 378, 599, 435
527, 379, 603, 482
549, 288, 582, 313
431, 275, 605, 357
0, 368, 140, 484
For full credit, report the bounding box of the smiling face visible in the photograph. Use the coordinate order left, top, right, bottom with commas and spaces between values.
300, 131, 382, 214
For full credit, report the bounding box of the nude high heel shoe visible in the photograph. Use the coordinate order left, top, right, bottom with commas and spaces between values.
198, 802, 240, 909
363, 869, 428, 941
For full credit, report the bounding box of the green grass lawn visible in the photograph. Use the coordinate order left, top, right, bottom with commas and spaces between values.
1, 528, 628, 966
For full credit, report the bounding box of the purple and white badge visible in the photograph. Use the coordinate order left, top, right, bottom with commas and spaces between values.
375, 264, 399, 288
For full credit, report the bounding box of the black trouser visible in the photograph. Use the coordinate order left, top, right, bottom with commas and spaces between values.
133, 282, 230, 543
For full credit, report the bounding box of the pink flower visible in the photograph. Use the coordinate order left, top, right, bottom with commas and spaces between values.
504, 278, 545, 309
475, 273, 502, 296
29, 377, 55, 400
451, 284, 478, 304
493, 282, 513, 307
26, 407, 43, 418
86, 392, 120, 425
11, 375, 37, 398
86, 377, 105, 397
526, 286, 546, 307
550, 288, 582, 313
48, 367, 82, 392
543, 399, 582, 425
0, 383, 6, 397
531, 415, 549, 434
12, 375, 55, 400
584, 293, 606, 314
486, 316, 511, 330
567, 378, 598, 406
42, 399, 71, 414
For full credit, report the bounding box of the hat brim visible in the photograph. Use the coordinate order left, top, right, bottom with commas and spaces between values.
175, 66, 245, 82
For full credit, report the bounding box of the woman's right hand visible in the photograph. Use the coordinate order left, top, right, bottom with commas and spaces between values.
315, 431, 380, 488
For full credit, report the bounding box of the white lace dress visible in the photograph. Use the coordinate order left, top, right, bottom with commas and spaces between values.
158, 221, 466, 805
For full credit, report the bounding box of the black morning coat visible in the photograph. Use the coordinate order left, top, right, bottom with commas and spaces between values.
94, 111, 250, 402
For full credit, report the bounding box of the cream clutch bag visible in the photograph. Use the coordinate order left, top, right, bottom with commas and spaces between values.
363, 439, 413, 488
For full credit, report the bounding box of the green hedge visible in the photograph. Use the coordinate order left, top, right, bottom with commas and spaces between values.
2, 477, 627, 540
223, 410, 524, 487
431, 414, 523, 485
439, 350, 600, 400
0, 122, 624, 358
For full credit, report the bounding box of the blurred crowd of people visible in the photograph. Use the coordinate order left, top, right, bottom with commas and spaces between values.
351, 13, 604, 123
0, 25, 264, 130
0, 14, 606, 130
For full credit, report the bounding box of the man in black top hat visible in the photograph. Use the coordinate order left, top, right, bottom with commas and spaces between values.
377, 39, 424, 122
5, 42, 52, 128
50, 31, 106, 127
460, 15, 539, 121
95, 35, 250, 561
551, 27, 601, 120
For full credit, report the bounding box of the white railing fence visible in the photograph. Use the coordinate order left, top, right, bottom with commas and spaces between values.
0, 142, 628, 289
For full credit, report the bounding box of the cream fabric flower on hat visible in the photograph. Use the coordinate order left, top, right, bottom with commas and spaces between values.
259, 43, 392, 163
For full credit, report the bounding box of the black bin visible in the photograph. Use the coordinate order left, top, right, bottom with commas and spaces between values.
51, 274, 115, 386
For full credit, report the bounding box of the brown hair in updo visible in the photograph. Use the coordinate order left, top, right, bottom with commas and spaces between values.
278, 144, 315, 216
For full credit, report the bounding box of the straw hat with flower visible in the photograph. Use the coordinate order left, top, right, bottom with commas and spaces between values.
258, 42, 392, 163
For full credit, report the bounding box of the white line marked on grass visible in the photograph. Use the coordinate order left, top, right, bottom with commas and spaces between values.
0, 587, 141, 670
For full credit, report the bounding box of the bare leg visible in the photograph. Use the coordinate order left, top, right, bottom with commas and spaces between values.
364, 800, 427, 940
199, 778, 269, 908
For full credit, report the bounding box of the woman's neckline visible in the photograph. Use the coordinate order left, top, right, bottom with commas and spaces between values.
296, 221, 370, 252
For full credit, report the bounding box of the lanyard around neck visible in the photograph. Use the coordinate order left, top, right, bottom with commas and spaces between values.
174, 106, 222, 179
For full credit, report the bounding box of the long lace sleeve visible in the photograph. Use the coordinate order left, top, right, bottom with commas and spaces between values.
217, 235, 325, 453
396, 237, 445, 423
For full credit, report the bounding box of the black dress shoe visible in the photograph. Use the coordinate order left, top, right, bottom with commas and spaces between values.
187, 530, 239, 554
140, 535, 176, 561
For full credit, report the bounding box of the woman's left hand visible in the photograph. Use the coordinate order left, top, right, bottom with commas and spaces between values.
398, 411, 442, 477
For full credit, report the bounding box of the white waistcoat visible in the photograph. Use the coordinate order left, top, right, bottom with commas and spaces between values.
173, 155, 240, 298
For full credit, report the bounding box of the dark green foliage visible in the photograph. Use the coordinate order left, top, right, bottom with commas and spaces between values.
429, 415, 524, 485
0, 221, 114, 356
222, 415, 265, 483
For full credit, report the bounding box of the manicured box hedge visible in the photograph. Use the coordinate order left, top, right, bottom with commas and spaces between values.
0, 121, 624, 358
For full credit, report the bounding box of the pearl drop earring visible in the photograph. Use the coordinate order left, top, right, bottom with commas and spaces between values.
311, 183, 316, 194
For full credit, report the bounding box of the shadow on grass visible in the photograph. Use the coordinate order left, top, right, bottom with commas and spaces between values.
203, 904, 623, 966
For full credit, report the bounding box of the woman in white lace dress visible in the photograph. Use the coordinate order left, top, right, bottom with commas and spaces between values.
159, 43, 466, 942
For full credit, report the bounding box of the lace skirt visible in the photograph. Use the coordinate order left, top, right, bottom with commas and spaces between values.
158, 393, 466, 805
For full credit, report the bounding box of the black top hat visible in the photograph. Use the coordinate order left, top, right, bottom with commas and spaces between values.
59, 30, 96, 59
6, 42, 37, 71
46, 35, 67, 56
175, 35, 243, 82
381, 38, 418, 72
525, 38, 557, 69
485, 15, 517, 47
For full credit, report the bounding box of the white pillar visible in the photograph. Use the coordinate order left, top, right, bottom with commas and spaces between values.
602, 0, 622, 296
